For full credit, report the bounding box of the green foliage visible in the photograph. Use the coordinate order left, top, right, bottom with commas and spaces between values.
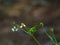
46, 27, 58, 45
46, 33, 55, 44
28, 26, 37, 34
11, 22, 60, 45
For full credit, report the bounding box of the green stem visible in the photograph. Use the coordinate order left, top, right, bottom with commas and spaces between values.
45, 32, 56, 44
31, 34, 41, 45
52, 32, 57, 44
22, 30, 41, 45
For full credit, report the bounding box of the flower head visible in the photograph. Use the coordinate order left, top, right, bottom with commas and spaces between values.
40, 22, 44, 28
12, 26, 18, 32
20, 23, 26, 28
50, 27, 54, 32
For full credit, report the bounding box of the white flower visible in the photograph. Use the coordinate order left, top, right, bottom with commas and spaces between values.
12, 26, 18, 32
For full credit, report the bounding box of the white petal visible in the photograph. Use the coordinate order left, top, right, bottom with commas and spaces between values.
14, 26, 16, 28
16, 28, 18, 31
20, 26, 23, 28
12, 28, 14, 31
24, 25, 26, 27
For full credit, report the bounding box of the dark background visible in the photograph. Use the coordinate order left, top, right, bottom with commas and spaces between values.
0, 0, 60, 45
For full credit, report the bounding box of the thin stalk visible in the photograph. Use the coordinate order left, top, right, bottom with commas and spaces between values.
52, 32, 57, 44
22, 30, 41, 45
30, 33, 41, 45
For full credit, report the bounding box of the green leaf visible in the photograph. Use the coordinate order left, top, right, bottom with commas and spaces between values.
48, 35, 54, 41
48, 35, 56, 44
46, 32, 55, 44
28, 26, 37, 34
